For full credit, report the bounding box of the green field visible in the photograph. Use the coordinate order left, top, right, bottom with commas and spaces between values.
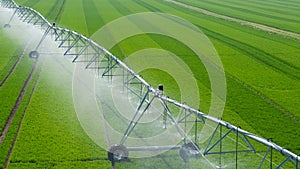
0, 0, 300, 168
175, 0, 300, 34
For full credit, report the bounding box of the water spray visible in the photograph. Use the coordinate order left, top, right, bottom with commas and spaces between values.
29, 23, 55, 59
3, 6, 19, 28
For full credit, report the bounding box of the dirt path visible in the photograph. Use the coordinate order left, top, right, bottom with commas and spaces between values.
165, 0, 300, 41
0, 58, 38, 144
0, 46, 28, 87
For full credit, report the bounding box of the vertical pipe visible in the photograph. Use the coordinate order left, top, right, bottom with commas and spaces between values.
158, 85, 166, 129
140, 83, 143, 103
270, 139, 272, 169
97, 52, 100, 76
236, 127, 239, 169
220, 123, 222, 169
122, 67, 125, 92
7, 7, 18, 24
126, 73, 129, 97
185, 161, 190, 169
270, 148, 272, 169
296, 155, 298, 169
109, 57, 112, 82
194, 114, 197, 143
35, 24, 52, 51
184, 109, 186, 144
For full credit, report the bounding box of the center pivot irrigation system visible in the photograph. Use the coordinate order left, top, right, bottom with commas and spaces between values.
1, 0, 299, 168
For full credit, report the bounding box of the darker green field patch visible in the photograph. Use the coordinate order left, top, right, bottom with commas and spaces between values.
198, 25, 300, 80
133, 0, 162, 12
82, 0, 104, 36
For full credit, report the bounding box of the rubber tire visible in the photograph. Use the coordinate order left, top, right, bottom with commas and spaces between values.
3, 24, 11, 28
108, 144, 129, 162
29, 51, 39, 59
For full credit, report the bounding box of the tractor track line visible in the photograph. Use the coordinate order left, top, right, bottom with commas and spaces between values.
10, 157, 108, 165
135, 1, 300, 64
133, 0, 162, 12
45, 0, 60, 20
165, 0, 300, 41
3, 58, 42, 169
53, 0, 66, 23
226, 72, 300, 124
0, 58, 38, 144
100, 0, 299, 132
0, 45, 28, 88
196, 26, 300, 124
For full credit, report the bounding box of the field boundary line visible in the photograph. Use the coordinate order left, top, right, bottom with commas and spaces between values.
165, 0, 300, 41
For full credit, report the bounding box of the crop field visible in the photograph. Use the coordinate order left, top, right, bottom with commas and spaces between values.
0, 0, 299, 168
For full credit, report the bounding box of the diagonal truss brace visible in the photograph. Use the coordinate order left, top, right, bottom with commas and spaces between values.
34, 24, 53, 51
102, 56, 120, 78
119, 89, 153, 145
159, 99, 186, 140
277, 154, 300, 169
5, 7, 18, 25
258, 146, 272, 169
204, 123, 255, 155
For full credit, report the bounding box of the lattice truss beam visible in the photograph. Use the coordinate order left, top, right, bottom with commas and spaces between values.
1, 1, 299, 168
1, 0, 17, 8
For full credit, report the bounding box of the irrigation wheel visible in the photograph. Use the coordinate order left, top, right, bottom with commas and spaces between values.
29, 51, 39, 59
179, 142, 201, 162
108, 144, 129, 162
3, 24, 11, 28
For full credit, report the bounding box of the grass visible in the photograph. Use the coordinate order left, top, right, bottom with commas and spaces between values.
1, 0, 300, 168
102, 0, 300, 152
58, 0, 89, 36
9, 56, 109, 167
0, 32, 20, 84
0, 52, 33, 134
0, 52, 35, 169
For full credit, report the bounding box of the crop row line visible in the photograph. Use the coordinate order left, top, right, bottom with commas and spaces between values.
0, 43, 29, 88
165, 0, 300, 41
211, 27, 299, 118
53, 0, 65, 23
3, 59, 42, 169
9, 156, 108, 165
0, 56, 38, 145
